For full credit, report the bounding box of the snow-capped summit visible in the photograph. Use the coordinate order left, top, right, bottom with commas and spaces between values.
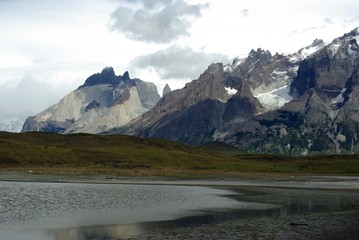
232, 56, 246, 69
223, 63, 233, 73
288, 38, 326, 63
290, 27, 359, 97
325, 27, 359, 57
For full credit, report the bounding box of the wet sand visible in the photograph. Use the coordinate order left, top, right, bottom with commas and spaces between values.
0, 172, 358, 240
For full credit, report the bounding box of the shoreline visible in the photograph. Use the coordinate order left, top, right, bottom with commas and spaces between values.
0, 171, 358, 190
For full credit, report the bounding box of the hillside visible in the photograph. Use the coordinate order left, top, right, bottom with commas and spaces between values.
0, 132, 358, 176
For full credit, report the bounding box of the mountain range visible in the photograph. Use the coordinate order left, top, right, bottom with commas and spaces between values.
22, 27, 359, 155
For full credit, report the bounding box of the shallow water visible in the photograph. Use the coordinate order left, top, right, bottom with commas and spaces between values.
0, 181, 260, 240
0, 180, 358, 240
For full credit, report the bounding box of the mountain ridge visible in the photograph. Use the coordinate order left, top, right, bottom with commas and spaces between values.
22, 27, 359, 155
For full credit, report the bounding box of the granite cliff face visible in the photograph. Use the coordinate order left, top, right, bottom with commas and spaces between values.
22, 67, 160, 134
110, 63, 262, 145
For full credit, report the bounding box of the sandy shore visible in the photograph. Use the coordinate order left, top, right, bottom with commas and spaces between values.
0, 171, 358, 190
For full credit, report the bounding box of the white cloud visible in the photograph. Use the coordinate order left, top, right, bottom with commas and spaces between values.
188, 0, 359, 57
0, 0, 359, 124
130, 45, 229, 80
241, 9, 249, 17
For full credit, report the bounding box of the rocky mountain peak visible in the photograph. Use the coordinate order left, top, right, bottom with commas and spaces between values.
78, 67, 134, 89
162, 84, 171, 96
23, 68, 160, 134
101, 66, 115, 75
290, 27, 359, 97
339, 27, 359, 40
312, 38, 324, 46
122, 71, 130, 80
205, 63, 223, 74
248, 48, 272, 62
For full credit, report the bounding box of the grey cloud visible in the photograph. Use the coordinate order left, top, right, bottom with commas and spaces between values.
0, 75, 70, 121
110, 0, 208, 43
241, 9, 249, 17
130, 45, 229, 80
323, 17, 334, 24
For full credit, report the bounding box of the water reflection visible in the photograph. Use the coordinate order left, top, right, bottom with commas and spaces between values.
49, 209, 284, 240
48, 198, 338, 240
52, 224, 142, 240
1, 181, 358, 240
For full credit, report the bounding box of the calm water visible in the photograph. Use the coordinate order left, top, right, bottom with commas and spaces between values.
0, 180, 358, 240
0, 181, 260, 240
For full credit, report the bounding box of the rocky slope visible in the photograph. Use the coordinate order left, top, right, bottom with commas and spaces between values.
110, 63, 262, 145
22, 67, 160, 134
109, 38, 326, 146
222, 28, 359, 155
111, 27, 359, 155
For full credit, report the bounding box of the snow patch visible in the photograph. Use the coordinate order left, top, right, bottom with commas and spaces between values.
348, 44, 358, 57
255, 85, 293, 110
232, 57, 246, 69
271, 69, 290, 81
300, 45, 322, 58
225, 87, 238, 95
289, 41, 326, 63
328, 109, 341, 121
223, 64, 233, 73
328, 41, 342, 56
332, 88, 346, 105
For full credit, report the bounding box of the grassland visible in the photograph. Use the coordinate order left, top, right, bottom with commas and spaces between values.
0, 131, 358, 176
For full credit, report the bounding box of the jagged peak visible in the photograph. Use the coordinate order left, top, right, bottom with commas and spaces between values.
78, 67, 133, 89
329, 27, 359, 47
206, 63, 223, 74
247, 48, 272, 61
101, 67, 115, 75
288, 39, 326, 63
249, 48, 271, 55
340, 26, 359, 40
323, 27, 359, 57
122, 71, 130, 80
162, 83, 171, 96
311, 38, 325, 46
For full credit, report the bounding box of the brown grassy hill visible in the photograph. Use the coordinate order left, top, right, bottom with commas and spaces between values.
0, 131, 358, 176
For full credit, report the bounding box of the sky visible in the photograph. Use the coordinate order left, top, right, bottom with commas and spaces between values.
0, 0, 359, 122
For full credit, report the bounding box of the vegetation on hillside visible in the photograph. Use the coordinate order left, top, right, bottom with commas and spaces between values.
0, 131, 358, 176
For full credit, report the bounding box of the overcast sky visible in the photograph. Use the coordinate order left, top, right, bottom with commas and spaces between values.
0, 0, 359, 121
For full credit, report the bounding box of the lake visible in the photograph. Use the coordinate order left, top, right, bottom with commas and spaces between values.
0, 177, 358, 239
